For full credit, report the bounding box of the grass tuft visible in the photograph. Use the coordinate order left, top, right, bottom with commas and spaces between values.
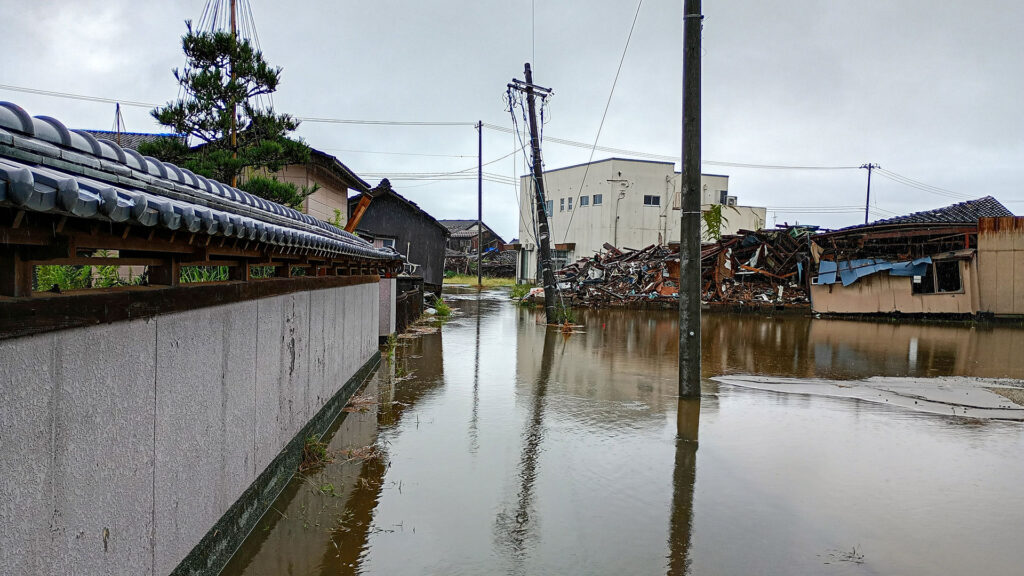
443, 275, 515, 287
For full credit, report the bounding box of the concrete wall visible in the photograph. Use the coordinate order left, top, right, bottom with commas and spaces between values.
810, 259, 979, 315
978, 220, 1024, 316
0, 281, 381, 576
379, 278, 397, 338
516, 158, 765, 282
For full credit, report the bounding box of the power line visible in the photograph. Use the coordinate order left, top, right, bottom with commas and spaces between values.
873, 168, 973, 200
297, 116, 476, 127
317, 147, 474, 159
0, 82, 876, 171
0, 83, 158, 108
561, 0, 644, 242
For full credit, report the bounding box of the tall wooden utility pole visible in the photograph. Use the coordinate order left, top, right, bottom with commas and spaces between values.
477, 121, 483, 286
509, 63, 557, 324
861, 163, 879, 224
229, 0, 238, 186
679, 0, 703, 398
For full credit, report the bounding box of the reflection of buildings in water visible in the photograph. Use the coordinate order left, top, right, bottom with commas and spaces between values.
538, 306, 1024, 381
495, 328, 557, 566
221, 332, 446, 576
807, 320, 1024, 379
515, 308, 680, 418
701, 314, 815, 378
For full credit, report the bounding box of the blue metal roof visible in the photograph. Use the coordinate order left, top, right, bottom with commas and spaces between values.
0, 101, 397, 261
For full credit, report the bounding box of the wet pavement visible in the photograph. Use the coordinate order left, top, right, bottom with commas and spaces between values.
222, 289, 1024, 575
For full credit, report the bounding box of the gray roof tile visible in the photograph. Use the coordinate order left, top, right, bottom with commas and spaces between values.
0, 101, 396, 261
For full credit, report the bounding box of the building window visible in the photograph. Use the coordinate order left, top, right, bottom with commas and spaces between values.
560, 198, 565, 212
567, 197, 573, 210
544, 200, 553, 216
593, 193, 603, 206
719, 190, 728, 205
380, 238, 395, 248
580, 196, 589, 207
643, 195, 661, 206
551, 249, 571, 271
912, 260, 963, 294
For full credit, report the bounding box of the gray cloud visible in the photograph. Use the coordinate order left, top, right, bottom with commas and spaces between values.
2, 0, 1020, 239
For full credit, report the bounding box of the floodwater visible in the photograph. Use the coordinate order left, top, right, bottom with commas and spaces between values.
222, 291, 1024, 575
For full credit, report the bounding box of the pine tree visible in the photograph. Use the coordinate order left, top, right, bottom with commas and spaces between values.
141, 21, 316, 208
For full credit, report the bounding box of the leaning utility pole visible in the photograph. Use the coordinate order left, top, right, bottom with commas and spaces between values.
679, 0, 703, 398
509, 63, 557, 324
477, 121, 483, 287
861, 163, 879, 224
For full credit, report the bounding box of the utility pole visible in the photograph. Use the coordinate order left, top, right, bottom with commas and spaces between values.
112, 102, 125, 146
229, 0, 238, 186
509, 63, 557, 324
679, 0, 703, 398
861, 163, 879, 224
477, 121, 483, 287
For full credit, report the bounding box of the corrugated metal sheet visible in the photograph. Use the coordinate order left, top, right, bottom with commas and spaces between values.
816, 257, 933, 286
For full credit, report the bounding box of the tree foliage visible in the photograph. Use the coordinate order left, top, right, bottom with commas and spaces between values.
702, 204, 730, 241
141, 21, 316, 208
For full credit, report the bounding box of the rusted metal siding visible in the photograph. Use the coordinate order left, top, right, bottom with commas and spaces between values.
978, 217, 1024, 316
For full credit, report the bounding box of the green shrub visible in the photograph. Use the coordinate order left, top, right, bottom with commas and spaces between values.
433, 295, 452, 317
180, 266, 229, 283
510, 283, 531, 299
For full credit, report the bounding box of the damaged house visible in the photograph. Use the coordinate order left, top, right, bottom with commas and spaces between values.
809, 196, 1020, 317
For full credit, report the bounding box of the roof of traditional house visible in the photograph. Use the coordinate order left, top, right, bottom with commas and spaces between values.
81, 130, 184, 150
870, 196, 1013, 226
0, 101, 396, 261
349, 179, 450, 237
438, 219, 477, 232
825, 196, 1014, 235
309, 148, 371, 193
437, 219, 505, 243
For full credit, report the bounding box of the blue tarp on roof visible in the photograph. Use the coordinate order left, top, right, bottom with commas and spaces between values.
817, 256, 933, 286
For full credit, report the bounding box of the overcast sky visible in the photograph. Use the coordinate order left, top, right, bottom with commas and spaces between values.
2, 0, 1021, 240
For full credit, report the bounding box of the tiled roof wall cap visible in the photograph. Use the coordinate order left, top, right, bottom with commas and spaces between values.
0, 101, 393, 260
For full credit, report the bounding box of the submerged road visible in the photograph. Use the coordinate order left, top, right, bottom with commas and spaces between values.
222, 288, 1024, 575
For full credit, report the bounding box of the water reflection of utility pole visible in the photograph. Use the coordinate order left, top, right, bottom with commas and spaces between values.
469, 292, 481, 454
668, 398, 700, 576
495, 328, 557, 564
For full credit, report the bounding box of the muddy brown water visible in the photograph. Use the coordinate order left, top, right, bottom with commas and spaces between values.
221, 290, 1024, 575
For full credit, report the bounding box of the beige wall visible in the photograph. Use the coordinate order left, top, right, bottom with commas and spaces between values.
810, 258, 979, 315
977, 220, 1024, 316
255, 164, 350, 224
516, 158, 766, 281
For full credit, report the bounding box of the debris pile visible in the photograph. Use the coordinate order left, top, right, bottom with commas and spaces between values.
444, 248, 517, 278
700, 226, 816, 306
553, 243, 680, 306
537, 226, 816, 308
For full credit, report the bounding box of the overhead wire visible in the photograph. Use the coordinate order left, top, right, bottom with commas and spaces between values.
560, 0, 644, 242
873, 168, 973, 200
0, 83, 873, 172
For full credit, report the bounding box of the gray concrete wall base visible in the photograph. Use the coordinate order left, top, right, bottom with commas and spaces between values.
0, 281, 382, 576
169, 351, 380, 576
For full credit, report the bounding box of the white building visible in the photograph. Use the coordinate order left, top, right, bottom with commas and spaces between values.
516, 158, 766, 282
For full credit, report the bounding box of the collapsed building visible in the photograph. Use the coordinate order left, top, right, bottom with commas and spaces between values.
546, 196, 1023, 318
809, 196, 1023, 317
551, 225, 814, 308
